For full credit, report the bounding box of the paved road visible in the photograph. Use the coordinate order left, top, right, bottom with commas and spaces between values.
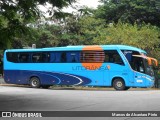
0, 86, 160, 120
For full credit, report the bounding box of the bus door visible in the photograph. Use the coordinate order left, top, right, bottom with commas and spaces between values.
132, 56, 147, 87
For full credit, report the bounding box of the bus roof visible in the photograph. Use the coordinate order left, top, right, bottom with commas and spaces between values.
5, 45, 146, 54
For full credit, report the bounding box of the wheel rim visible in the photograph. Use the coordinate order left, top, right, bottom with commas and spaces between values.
31, 78, 38, 87
117, 81, 123, 88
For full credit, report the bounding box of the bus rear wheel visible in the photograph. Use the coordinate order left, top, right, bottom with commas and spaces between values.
113, 78, 126, 91
30, 77, 41, 88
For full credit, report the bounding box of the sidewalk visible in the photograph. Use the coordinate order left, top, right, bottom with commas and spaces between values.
0, 77, 6, 84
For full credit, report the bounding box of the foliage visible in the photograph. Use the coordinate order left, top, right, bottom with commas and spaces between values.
24, 17, 82, 48
30, 11, 106, 47
0, 0, 76, 49
94, 0, 160, 59
93, 21, 160, 58
1, 0, 160, 61
79, 16, 106, 45
96, 0, 160, 26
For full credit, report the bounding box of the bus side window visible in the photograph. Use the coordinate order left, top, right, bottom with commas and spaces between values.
32, 53, 40, 63
32, 53, 50, 63
104, 50, 124, 65
32, 53, 37, 63
41, 53, 50, 62
6, 52, 19, 63
50, 53, 56, 62
104, 54, 109, 62
80, 51, 104, 63
60, 52, 66, 62
55, 53, 60, 62
19, 53, 30, 63
113, 54, 123, 64
66, 52, 80, 63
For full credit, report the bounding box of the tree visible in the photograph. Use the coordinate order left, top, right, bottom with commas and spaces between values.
78, 16, 106, 45
93, 0, 160, 59
93, 21, 160, 59
0, 0, 76, 49
96, 0, 160, 26
34, 24, 62, 48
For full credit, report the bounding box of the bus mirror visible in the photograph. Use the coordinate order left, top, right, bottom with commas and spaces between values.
147, 57, 158, 67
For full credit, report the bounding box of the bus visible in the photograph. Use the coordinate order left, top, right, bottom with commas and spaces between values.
3, 45, 158, 90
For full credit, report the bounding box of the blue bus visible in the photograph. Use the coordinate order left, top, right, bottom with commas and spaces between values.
3, 45, 158, 90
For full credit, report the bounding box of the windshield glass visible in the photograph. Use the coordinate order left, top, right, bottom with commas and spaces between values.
144, 58, 154, 76
121, 50, 154, 76
131, 56, 145, 73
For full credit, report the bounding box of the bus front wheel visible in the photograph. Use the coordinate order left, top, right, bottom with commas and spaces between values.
30, 77, 41, 88
113, 78, 126, 91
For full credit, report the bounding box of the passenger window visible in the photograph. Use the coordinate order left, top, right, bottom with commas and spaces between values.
6, 52, 19, 63
54, 52, 80, 63
32, 52, 50, 63
50, 53, 56, 62
104, 54, 109, 62
80, 51, 104, 63
68, 52, 79, 63
19, 53, 30, 63
104, 50, 124, 65
60, 52, 66, 62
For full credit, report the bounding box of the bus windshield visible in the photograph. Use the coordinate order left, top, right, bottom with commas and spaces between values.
131, 55, 155, 76
121, 50, 157, 77
131, 56, 145, 73
144, 58, 154, 77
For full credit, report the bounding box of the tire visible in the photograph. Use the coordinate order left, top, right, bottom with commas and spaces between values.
113, 78, 126, 90
41, 85, 50, 89
30, 77, 41, 88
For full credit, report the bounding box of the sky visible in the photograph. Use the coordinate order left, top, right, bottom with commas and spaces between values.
71, 0, 100, 9
39, 0, 100, 17
77, 0, 100, 8
63, 0, 100, 13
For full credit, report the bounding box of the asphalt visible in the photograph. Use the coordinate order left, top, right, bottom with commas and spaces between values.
0, 85, 160, 120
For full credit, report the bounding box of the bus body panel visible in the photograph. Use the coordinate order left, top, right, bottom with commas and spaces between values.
3, 45, 155, 88
134, 71, 154, 87
4, 70, 93, 86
